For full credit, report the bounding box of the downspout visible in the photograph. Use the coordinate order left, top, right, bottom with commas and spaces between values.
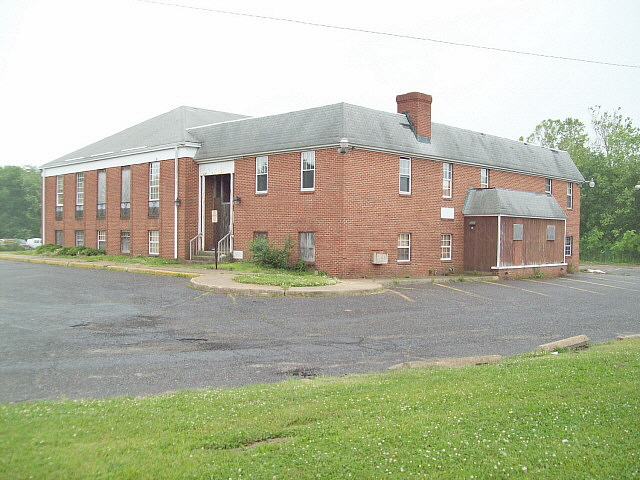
41, 168, 46, 244
174, 146, 178, 259
563, 218, 567, 264
496, 215, 502, 268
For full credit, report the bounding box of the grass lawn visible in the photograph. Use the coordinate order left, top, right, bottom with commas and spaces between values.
2, 339, 639, 479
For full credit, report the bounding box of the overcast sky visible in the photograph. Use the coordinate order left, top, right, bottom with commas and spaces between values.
1, 0, 638, 168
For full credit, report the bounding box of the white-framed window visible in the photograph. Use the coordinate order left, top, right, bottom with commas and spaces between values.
567, 183, 573, 209
399, 157, 411, 194
97, 230, 106, 250
256, 156, 268, 193
565, 236, 573, 256
149, 162, 160, 217
56, 175, 64, 220
121, 166, 131, 218
97, 170, 106, 218
55, 230, 63, 246
149, 230, 159, 255
442, 163, 452, 198
75, 172, 84, 218
121, 230, 130, 254
397, 233, 411, 262
480, 168, 489, 188
301, 151, 315, 191
441, 234, 452, 260
75, 230, 84, 247
546, 225, 556, 241
545, 178, 552, 194
299, 232, 315, 262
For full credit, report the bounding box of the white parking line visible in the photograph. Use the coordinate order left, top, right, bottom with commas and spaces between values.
525, 278, 606, 295
481, 281, 550, 296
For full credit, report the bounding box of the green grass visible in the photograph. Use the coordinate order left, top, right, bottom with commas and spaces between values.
2, 339, 639, 479
234, 271, 339, 288
8, 249, 182, 266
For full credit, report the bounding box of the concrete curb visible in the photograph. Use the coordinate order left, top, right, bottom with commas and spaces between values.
536, 334, 590, 352
616, 334, 640, 341
388, 355, 503, 370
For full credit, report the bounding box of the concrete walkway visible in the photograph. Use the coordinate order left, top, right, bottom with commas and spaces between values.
0, 253, 497, 296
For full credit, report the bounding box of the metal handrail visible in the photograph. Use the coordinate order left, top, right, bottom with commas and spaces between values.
189, 233, 203, 260
217, 232, 232, 262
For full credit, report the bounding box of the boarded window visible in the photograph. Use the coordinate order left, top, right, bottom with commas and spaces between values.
546, 225, 556, 241
299, 232, 315, 262
513, 224, 523, 241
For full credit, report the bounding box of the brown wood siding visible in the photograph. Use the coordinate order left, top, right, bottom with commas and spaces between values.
500, 217, 565, 267
463, 216, 498, 272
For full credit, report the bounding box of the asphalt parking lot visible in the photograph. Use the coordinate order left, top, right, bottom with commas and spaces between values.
1, 260, 639, 402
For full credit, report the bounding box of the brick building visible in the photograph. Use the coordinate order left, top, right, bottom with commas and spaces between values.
40, 92, 585, 278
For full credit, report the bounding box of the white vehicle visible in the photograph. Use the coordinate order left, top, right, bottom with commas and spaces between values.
26, 238, 42, 249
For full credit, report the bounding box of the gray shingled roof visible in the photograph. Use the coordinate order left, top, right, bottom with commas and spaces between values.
189, 103, 584, 182
41, 106, 248, 169
462, 188, 567, 219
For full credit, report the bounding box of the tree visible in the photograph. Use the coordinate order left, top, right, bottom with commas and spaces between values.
0, 166, 42, 239
525, 108, 640, 261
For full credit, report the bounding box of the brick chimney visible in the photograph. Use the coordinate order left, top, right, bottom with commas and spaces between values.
396, 92, 433, 140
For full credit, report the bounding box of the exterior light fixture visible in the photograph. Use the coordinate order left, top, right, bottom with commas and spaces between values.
233, 196, 241, 204
587, 178, 595, 188
338, 138, 349, 154
635, 184, 640, 191
174, 198, 182, 206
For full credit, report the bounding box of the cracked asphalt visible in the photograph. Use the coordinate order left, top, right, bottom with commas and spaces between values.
1, 260, 639, 402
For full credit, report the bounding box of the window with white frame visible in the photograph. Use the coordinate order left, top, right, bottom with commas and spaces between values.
441, 234, 452, 260
97, 170, 106, 218
75, 230, 84, 247
397, 233, 411, 262
55, 230, 63, 245
567, 183, 573, 209
442, 163, 452, 198
480, 168, 489, 188
299, 232, 315, 262
545, 178, 552, 194
56, 175, 64, 219
121, 166, 131, 218
149, 230, 159, 255
301, 151, 315, 191
565, 236, 573, 256
399, 157, 411, 194
121, 230, 130, 254
149, 162, 160, 217
97, 230, 106, 250
75, 172, 84, 218
256, 156, 268, 193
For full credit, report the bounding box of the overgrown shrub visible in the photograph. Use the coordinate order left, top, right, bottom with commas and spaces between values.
249, 236, 296, 269
35, 243, 61, 254
55, 246, 106, 256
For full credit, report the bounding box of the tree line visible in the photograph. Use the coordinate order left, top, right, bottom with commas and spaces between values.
2, 106, 638, 261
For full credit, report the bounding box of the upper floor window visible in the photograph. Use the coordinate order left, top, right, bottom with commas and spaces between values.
149, 162, 160, 217
480, 168, 490, 188
97, 170, 106, 218
399, 157, 411, 194
121, 166, 131, 218
256, 156, 268, 193
442, 163, 452, 198
301, 151, 315, 191
545, 178, 552, 194
75, 172, 84, 219
567, 183, 573, 209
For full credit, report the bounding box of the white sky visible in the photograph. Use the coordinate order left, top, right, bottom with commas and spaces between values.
1, 0, 638, 168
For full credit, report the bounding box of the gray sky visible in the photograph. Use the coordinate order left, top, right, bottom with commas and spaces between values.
1, 0, 638, 168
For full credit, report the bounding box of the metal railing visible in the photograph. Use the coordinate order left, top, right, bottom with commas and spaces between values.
189, 233, 203, 260
217, 232, 232, 262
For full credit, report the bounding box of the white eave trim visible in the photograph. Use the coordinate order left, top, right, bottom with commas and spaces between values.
42, 143, 200, 176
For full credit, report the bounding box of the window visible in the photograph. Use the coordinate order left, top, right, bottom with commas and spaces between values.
545, 178, 552, 194
546, 225, 556, 241
441, 234, 452, 260
120, 230, 130, 254
56, 175, 64, 219
97, 170, 106, 218
301, 151, 315, 191
397, 233, 411, 262
480, 168, 490, 188
75, 230, 84, 247
121, 166, 131, 218
55, 230, 63, 246
565, 236, 573, 256
442, 163, 452, 198
513, 224, 524, 241
149, 162, 160, 217
299, 232, 315, 262
256, 156, 268, 193
399, 157, 411, 194
149, 230, 159, 255
75, 172, 84, 219
567, 183, 573, 209
97, 230, 106, 250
